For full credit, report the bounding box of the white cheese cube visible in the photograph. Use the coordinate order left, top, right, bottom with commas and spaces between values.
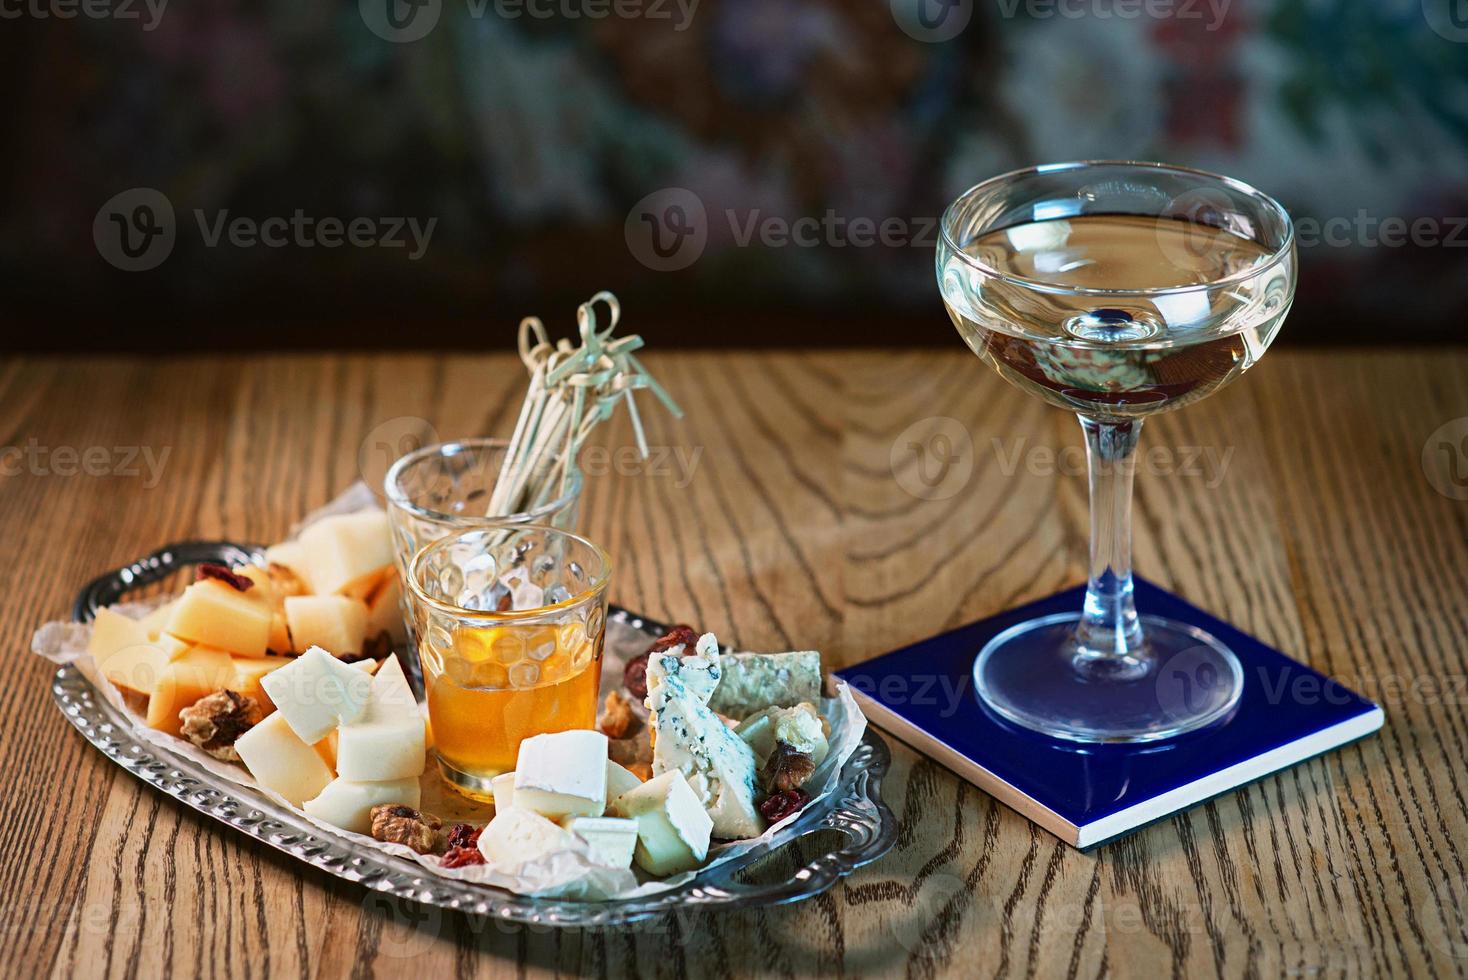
364, 573, 408, 644
605, 759, 642, 808
512, 730, 608, 818
302, 775, 421, 834
260, 646, 373, 744
650, 673, 765, 840
263, 541, 311, 583
364, 654, 418, 719
335, 655, 425, 781
614, 771, 712, 876
297, 511, 394, 596
491, 771, 517, 809
87, 607, 151, 665
734, 709, 777, 766
235, 711, 334, 807
562, 816, 638, 868
477, 807, 574, 870
283, 594, 368, 656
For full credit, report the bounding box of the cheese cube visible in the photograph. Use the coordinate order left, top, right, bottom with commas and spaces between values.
266, 612, 292, 655
303, 775, 421, 834
606, 759, 643, 808
260, 646, 373, 744
314, 731, 338, 771
364, 573, 408, 644
563, 816, 638, 868
297, 511, 394, 596
101, 641, 170, 696
476, 808, 574, 870
165, 579, 272, 657
160, 635, 193, 661
283, 595, 367, 656
237, 565, 278, 607
340, 565, 390, 604
491, 771, 517, 809
235, 710, 334, 807
145, 646, 238, 736
138, 601, 178, 641
87, 608, 151, 666
512, 731, 608, 819
334, 655, 425, 782
734, 710, 777, 766
229, 655, 290, 715
613, 771, 712, 876
262, 539, 311, 586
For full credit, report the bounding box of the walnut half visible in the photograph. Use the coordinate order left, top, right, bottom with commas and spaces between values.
370, 804, 444, 855
598, 691, 640, 740
179, 690, 263, 761
763, 742, 817, 793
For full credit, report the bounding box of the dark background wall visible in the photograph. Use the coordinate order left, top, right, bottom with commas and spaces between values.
2, 0, 1466, 351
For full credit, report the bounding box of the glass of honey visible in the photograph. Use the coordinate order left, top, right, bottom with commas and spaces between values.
405, 524, 610, 801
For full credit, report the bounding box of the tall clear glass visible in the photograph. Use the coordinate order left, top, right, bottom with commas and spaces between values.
937, 161, 1296, 742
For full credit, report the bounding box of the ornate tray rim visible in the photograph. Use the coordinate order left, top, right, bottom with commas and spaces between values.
57, 540, 898, 926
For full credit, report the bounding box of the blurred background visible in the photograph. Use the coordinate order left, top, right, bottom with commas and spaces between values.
3, 0, 1465, 351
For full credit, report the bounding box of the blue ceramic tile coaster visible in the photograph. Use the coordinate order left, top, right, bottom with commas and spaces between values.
836, 579, 1383, 849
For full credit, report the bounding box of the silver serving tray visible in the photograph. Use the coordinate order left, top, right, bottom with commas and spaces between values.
56, 541, 897, 925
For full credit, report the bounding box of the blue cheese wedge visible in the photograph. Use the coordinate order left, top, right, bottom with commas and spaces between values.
513, 730, 608, 818
612, 771, 712, 875
649, 672, 765, 840
707, 650, 823, 718
645, 631, 722, 705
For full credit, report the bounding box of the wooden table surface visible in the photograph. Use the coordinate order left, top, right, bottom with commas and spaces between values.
2, 349, 1465, 979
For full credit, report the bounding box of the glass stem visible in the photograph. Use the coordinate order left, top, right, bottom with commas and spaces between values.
1074, 415, 1148, 678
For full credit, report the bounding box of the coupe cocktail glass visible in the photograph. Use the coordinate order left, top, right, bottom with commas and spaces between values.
937, 161, 1296, 742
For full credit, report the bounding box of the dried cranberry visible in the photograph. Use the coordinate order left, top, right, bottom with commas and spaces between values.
648, 625, 698, 654
623, 653, 650, 699
441, 846, 485, 868
197, 563, 254, 592
758, 788, 811, 823
445, 823, 482, 850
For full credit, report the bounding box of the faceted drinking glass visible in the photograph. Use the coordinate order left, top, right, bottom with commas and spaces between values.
406, 524, 611, 799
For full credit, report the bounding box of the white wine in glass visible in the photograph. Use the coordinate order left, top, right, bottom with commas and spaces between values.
937, 163, 1296, 742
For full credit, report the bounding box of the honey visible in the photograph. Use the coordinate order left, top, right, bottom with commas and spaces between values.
420, 622, 603, 795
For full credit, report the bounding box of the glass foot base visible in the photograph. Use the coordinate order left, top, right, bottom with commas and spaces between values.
973, 612, 1243, 743
435, 753, 502, 804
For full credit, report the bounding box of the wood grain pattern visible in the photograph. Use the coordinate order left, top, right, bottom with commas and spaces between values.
1, 350, 1464, 979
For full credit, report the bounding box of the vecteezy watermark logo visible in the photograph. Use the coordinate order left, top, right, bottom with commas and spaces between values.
624, 187, 707, 272
358, 416, 442, 498
1424, 0, 1468, 43
1423, 417, 1468, 501
1156, 184, 1238, 269
359, 0, 441, 42
891, 0, 971, 43
93, 188, 437, 270
891, 416, 974, 501
94, 188, 176, 272
1155, 646, 1231, 721
0, 440, 171, 487
0, 0, 169, 30
890, 871, 969, 959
